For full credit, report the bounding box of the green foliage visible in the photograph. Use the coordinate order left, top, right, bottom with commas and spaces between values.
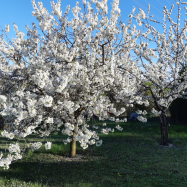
143, 81, 153, 96
143, 81, 171, 96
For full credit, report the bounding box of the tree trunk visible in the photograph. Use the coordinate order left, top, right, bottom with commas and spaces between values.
159, 112, 169, 146
69, 124, 78, 157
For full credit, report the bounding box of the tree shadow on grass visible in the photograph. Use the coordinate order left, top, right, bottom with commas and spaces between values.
0, 133, 158, 187
0, 149, 119, 187
0, 122, 158, 187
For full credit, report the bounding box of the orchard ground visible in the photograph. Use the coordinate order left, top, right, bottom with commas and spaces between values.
1, 117, 187, 187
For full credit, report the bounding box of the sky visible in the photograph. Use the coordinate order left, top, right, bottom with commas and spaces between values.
0, 0, 187, 77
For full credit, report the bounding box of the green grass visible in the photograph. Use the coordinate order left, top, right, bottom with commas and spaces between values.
1, 118, 187, 186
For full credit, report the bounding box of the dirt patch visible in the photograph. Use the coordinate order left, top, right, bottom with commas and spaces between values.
64, 154, 87, 162
158, 143, 174, 148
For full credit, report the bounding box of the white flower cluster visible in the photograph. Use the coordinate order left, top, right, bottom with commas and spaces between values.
136, 110, 147, 115
0, 143, 22, 169
27, 98, 37, 117
0, 95, 7, 105
38, 95, 53, 108
137, 116, 147, 123
56, 76, 68, 93
142, 29, 151, 37
0, 155, 13, 170
144, 100, 149, 107
8, 143, 21, 154
78, 118, 83, 125
31, 0, 56, 33
115, 118, 127, 123
15, 90, 25, 97
115, 125, 123, 131
144, 48, 158, 58
134, 8, 146, 26
157, 98, 169, 108
1, 125, 37, 140
25, 126, 36, 135
138, 8, 146, 19
151, 108, 161, 116
45, 142, 52, 150
45, 117, 53, 124
136, 100, 144, 105
133, 96, 149, 106
5, 25, 9, 33
31, 69, 50, 89
63, 137, 72, 145
27, 142, 42, 152
1, 130, 15, 139
50, 0, 62, 19
101, 128, 114, 135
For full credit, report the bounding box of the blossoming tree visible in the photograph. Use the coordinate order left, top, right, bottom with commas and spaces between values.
0, 0, 146, 169
118, 1, 187, 146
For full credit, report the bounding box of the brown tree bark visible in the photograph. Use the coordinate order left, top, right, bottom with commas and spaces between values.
69, 124, 78, 157
159, 111, 169, 146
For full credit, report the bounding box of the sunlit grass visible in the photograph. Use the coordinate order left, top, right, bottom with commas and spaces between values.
0, 117, 187, 186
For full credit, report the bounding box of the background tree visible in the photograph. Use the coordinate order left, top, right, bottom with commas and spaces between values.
118, 1, 187, 146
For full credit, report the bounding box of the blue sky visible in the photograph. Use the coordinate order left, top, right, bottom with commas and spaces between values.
0, 0, 187, 71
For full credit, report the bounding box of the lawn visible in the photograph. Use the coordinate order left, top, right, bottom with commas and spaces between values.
0, 117, 187, 187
